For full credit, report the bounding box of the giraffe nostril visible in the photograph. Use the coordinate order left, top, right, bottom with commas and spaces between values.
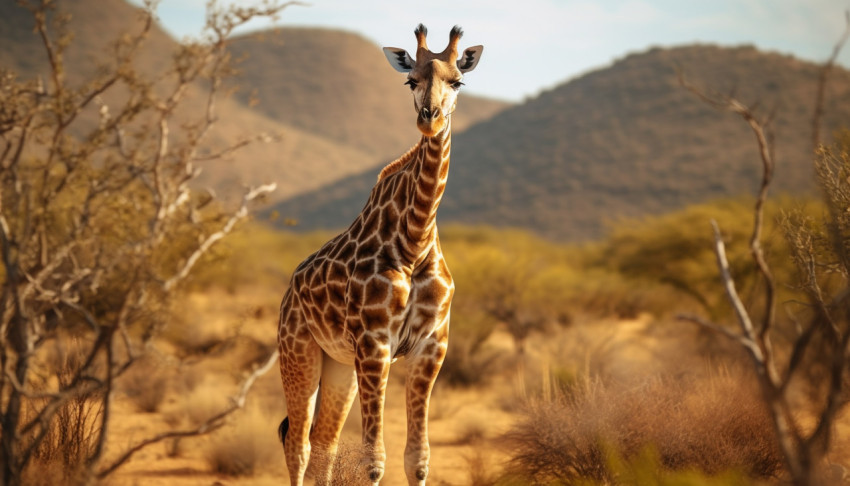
419, 107, 441, 121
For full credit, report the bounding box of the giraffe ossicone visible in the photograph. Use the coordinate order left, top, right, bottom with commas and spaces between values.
277, 24, 482, 486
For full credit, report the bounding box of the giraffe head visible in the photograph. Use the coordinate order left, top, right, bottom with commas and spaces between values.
383, 24, 483, 137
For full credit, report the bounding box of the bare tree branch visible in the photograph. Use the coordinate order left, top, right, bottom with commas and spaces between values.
0, 1, 295, 483
163, 182, 276, 291
95, 350, 280, 479
812, 10, 850, 151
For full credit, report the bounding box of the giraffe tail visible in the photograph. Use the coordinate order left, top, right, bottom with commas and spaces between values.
278, 417, 289, 447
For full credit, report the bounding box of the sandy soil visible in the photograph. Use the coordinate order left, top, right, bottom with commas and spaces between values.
106, 288, 526, 485
101, 288, 850, 485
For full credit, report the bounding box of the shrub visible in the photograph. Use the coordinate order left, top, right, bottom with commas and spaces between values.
204, 408, 277, 477
504, 371, 784, 483
118, 355, 170, 413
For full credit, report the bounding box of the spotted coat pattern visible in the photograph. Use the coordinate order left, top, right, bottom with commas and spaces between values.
278, 23, 481, 486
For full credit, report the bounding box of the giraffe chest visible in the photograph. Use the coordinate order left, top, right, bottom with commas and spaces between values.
297, 252, 453, 365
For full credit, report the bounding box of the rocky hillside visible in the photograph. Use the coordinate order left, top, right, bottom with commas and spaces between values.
270, 44, 850, 240
0, 0, 510, 203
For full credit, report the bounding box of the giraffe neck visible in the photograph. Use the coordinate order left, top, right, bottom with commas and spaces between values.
404, 116, 451, 247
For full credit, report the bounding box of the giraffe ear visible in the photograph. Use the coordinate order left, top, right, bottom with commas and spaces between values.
457, 45, 483, 73
383, 47, 415, 73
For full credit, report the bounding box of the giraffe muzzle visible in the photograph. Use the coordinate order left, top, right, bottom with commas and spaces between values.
416, 106, 446, 137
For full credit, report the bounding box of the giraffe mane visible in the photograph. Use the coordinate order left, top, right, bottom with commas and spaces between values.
377, 140, 422, 181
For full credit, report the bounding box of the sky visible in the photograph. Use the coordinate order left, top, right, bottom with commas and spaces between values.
134, 0, 850, 102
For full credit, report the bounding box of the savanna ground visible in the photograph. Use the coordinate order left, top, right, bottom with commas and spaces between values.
71, 209, 850, 486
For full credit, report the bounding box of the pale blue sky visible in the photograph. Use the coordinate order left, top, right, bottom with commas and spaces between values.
135, 0, 850, 101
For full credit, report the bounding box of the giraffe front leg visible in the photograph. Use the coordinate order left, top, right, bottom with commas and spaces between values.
404, 324, 448, 485
354, 331, 392, 485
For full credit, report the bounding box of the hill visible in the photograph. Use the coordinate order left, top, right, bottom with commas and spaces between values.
225, 27, 510, 160
269, 44, 850, 240
0, 1, 511, 203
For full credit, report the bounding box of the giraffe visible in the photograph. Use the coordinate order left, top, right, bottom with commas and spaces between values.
276, 24, 482, 486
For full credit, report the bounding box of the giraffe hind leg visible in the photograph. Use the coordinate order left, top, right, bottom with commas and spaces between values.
278, 386, 320, 446
279, 304, 323, 486
308, 355, 357, 485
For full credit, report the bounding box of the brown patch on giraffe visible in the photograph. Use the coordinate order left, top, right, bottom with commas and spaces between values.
323, 306, 343, 330
395, 175, 411, 201
356, 235, 381, 261
413, 189, 432, 213
347, 316, 364, 338
422, 340, 439, 357
362, 307, 388, 330
439, 159, 450, 180
334, 239, 357, 263
364, 398, 380, 416
310, 285, 327, 303
388, 285, 408, 314
418, 281, 447, 303
415, 308, 437, 326
327, 261, 348, 283
348, 218, 363, 239
364, 279, 390, 306
348, 281, 364, 306
378, 180, 395, 206
395, 233, 418, 263
327, 282, 346, 303
359, 211, 380, 240
409, 208, 429, 230
353, 259, 376, 282
410, 376, 431, 397
298, 287, 311, 305
308, 304, 324, 325
376, 244, 398, 272
358, 358, 385, 376
379, 205, 400, 242
417, 175, 437, 195
359, 379, 376, 395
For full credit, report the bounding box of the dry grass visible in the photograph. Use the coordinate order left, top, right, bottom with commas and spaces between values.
503, 370, 784, 483
463, 450, 504, 486
17, 337, 105, 485
20, 392, 102, 486
440, 339, 503, 388
203, 407, 278, 477
119, 354, 171, 413
326, 440, 372, 486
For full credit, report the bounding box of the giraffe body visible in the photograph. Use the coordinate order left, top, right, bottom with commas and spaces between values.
277, 24, 482, 486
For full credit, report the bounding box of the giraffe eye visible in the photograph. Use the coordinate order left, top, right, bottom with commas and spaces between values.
451, 80, 464, 90
404, 79, 418, 90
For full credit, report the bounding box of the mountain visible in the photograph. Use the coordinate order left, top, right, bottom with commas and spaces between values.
0, 1, 511, 203
0, 0, 176, 86
269, 44, 850, 240
226, 27, 508, 161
